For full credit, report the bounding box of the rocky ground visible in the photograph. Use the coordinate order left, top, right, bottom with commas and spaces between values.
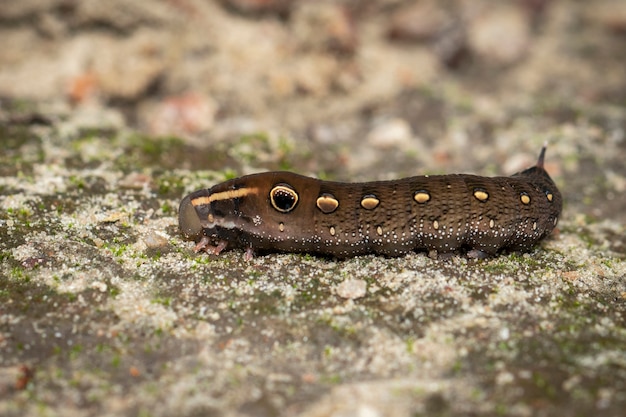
1, 0, 625, 416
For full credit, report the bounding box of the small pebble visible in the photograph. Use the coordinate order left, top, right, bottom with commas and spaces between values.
468, 7, 530, 65
366, 118, 413, 149
143, 231, 169, 249
388, 1, 449, 41
144, 93, 217, 136
335, 278, 367, 300
119, 172, 152, 190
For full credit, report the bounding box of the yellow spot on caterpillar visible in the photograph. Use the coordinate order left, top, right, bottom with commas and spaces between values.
520, 193, 531, 205
279, 222, 285, 232
316, 194, 339, 214
489, 219, 495, 228
433, 220, 439, 230
473, 189, 489, 202
546, 192, 553, 202
361, 195, 380, 210
330, 226, 336, 236
376, 226, 383, 236
414, 191, 430, 204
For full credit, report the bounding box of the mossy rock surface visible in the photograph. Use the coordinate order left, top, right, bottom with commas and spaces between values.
1, 1, 626, 416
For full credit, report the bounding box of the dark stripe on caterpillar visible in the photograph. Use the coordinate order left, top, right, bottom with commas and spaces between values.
178, 146, 562, 259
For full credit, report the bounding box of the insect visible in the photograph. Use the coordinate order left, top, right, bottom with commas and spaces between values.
179, 146, 561, 259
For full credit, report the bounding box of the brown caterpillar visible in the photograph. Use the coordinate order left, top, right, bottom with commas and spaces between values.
179, 146, 562, 259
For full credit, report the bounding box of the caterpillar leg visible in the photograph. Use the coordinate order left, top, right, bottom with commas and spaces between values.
194, 237, 228, 255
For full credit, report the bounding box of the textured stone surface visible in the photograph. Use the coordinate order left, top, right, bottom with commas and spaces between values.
1, 1, 625, 416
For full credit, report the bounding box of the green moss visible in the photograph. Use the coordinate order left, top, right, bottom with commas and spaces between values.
107, 283, 121, 298
137, 409, 154, 417
507, 253, 542, 268
111, 355, 121, 368
0, 250, 12, 263
531, 371, 557, 398
103, 242, 130, 257
405, 337, 415, 353
323, 345, 333, 357
7, 206, 33, 220
480, 258, 514, 274
152, 296, 172, 307
70, 344, 83, 360
320, 373, 342, 385
9, 266, 30, 281
494, 403, 509, 416
156, 175, 185, 197
190, 254, 213, 267
113, 134, 210, 172
68, 175, 86, 189
225, 132, 300, 169
450, 359, 464, 375
128, 134, 184, 157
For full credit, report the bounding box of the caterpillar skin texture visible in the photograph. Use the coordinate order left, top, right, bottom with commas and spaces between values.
179, 147, 562, 258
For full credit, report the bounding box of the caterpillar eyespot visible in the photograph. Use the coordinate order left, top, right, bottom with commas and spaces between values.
179, 146, 562, 259
270, 184, 298, 213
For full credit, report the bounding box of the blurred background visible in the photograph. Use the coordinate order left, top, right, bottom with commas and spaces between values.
1, 0, 625, 213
